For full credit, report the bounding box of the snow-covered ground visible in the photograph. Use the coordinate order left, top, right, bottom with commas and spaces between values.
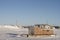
0, 25, 60, 40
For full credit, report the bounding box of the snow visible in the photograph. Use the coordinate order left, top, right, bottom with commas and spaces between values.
0, 25, 19, 29
0, 25, 29, 34
0, 25, 60, 40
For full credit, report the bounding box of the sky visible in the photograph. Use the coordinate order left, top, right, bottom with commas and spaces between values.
0, 0, 60, 26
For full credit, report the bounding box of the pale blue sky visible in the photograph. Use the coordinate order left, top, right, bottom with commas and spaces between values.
0, 0, 60, 26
